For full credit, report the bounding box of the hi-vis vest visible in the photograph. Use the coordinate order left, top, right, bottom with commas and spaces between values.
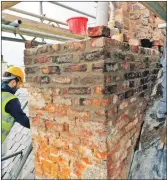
2, 92, 17, 143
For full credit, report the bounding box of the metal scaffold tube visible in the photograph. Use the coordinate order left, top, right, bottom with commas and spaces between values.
9, 7, 67, 26
2, 24, 76, 41
40, 2, 44, 42
50, 2, 96, 19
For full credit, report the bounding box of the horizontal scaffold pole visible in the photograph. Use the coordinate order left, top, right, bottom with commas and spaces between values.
9, 7, 67, 26
50, 2, 96, 19
2, 13, 86, 40
2, 24, 75, 41
2, 36, 47, 44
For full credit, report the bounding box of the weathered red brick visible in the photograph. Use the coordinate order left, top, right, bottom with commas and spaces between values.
107, 106, 117, 117
104, 62, 119, 72
53, 55, 73, 64
45, 121, 64, 132
88, 26, 110, 37
34, 56, 52, 64
64, 64, 87, 72
61, 132, 81, 144
51, 76, 71, 84
67, 109, 90, 122
94, 85, 117, 95
79, 98, 91, 106
24, 57, 32, 65
92, 62, 104, 72
32, 76, 41, 83
36, 45, 52, 55
68, 87, 91, 95
41, 76, 50, 84
54, 105, 69, 117
130, 45, 139, 53
25, 67, 39, 74
53, 96, 71, 106
92, 98, 111, 107
42, 66, 60, 74
25, 40, 38, 49
51, 44, 60, 52
90, 37, 106, 48
73, 74, 104, 85
119, 101, 128, 110
81, 50, 108, 61
64, 41, 85, 51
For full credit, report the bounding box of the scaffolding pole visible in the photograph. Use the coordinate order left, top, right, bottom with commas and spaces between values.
2, 24, 76, 41
9, 7, 67, 26
2, 36, 47, 44
40, 2, 44, 42
50, 2, 96, 19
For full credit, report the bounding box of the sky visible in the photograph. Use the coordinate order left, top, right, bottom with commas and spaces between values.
2, 2, 97, 66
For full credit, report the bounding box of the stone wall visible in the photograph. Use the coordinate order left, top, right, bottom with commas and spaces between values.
24, 37, 160, 179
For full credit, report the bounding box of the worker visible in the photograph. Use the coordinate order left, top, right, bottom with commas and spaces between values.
1, 67, 30, 147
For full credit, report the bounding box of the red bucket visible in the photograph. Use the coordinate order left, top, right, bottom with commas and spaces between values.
66, 17, 88, 34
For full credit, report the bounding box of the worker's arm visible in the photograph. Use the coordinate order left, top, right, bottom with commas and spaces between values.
5, 98, 30, 129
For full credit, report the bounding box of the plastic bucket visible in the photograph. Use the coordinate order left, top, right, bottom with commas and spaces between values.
66, 17, 88, 34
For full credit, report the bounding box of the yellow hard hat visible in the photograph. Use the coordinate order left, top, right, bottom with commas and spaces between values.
7, 66, 24, 87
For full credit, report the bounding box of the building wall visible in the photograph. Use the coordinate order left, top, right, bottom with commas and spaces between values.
24, 37, 160, 179
114, 2, 165, 44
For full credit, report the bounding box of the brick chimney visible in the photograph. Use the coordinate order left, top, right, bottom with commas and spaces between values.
24, 32, 160, 179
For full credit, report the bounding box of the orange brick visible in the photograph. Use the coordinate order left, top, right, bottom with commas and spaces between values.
99, 152, 107, 160
38, 150, 49, 160
34, 154, 40, 163
31, 118, 44, 127
74, 170, 82, 179
94, 86, 105, 95
71, 144, 81, 151
61, 132, 81, 145
35, 168, 43, 177
80, 129, 93, 137
58, 174, 70, 180
75, 162, 86, 172
33, 135, 41, 143
51, 138, 68, 149
59, 167, 70, 178
49, 146, 58, 155
43, 171, 52, 179
58, 157, 67, 164
35, 161, 43, 175
92, 98, 111, 107
67, 109, 90, 122
45, 104, 55, 113
55, 105, 69, 116
41, 159, 52, 173
81, 157, 92, 165
49, 154, 59, 164
91, 99, 101, 106
50, 164, 58, 178
40, 142, 48, 151
45, 121, 64, 132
